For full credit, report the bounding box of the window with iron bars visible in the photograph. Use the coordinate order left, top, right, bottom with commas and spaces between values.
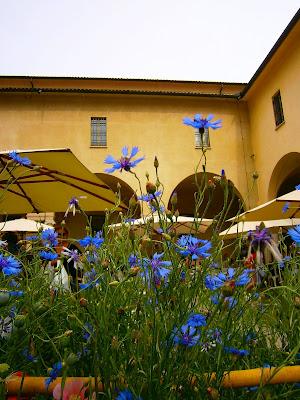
195, 128, 210, 148
272, 90, 285, 127
91, 117, 107, 146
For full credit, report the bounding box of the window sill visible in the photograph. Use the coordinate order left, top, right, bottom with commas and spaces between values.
275, 121, 285, 130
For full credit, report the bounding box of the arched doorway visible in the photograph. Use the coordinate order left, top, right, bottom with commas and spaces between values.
268, 152, 300, 198
168, 172, 244, 219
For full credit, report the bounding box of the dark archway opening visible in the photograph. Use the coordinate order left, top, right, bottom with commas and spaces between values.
168, 172, 244, 219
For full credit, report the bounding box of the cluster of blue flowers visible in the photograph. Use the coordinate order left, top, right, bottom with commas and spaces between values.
78, 232, 104, 248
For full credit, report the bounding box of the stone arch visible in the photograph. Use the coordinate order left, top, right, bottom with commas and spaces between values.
268, 152, 300, 199
167, 172, 244, 219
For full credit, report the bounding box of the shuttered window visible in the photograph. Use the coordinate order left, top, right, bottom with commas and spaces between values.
91, 117, 107, 146
272, 91, 285, 127
195, 128, 210, 148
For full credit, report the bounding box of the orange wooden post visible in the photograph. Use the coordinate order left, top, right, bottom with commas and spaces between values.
5, 377, 101, 396
5, 366, 300, 395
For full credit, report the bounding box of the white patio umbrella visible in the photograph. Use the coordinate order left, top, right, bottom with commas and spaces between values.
229, 190, 300, 222
109, 215, 213, 235
0, 218, 53, 232
219, 218, 300, 239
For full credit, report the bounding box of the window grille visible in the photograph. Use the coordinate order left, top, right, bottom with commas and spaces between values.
195, 128, 210, 148
272, 91, 285, 127
91, 117, 107, 146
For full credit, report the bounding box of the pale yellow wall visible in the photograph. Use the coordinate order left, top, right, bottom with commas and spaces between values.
0, 90, 256, 214
245, 20, 300, 202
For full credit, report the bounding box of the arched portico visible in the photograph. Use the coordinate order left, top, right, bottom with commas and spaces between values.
168, 172, 244, 219
268, 152, 300, 199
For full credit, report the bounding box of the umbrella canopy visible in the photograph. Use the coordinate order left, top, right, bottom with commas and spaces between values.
0, 149, 126, 214
109, 215, 213, 235
0, 218, 54, 232
229, 190, 300, 222
220, 218, 300, 239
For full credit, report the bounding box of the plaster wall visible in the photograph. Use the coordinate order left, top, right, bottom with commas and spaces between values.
246, 20, 300, 202
0, 91, 255, 212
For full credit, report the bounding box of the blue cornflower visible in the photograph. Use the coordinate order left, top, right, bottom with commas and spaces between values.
177, 235, 211, 260
83, 322, 94, 342
211, 294, 237, 308
39, 251, 58, 261
9, 279, 20, 287
26, 235, 38, 241
78, 232, 104, 248
205, 268, 251, 291
208, 328, 222, 344
282, 202, 290, 213
248, 227, 271, 246
0, 254, 22, 276
186, 313, 207, 328
288, 225, 300, 244
295, 184, 300, 190
183, 114, 222, 130
224, 346, 250, 357
61, 247, 80, 263
45, 361, 63, 388
8, 151, 31, 166
142, 252, 172, 287
2, 290, 23, 297
22, 348, 38, 363
172, 324, 201, 347
116, 389, 142, 400
79, 268, 100, 290
41, 229, 58, 247
104, 146, 145, 174
128, 254, 139, 267
138, 191, 161, 202
64, 196, 79, 217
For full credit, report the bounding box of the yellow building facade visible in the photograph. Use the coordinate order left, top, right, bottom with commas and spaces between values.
0, 10, 299, 233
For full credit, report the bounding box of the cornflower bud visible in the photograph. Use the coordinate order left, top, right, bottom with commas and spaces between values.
145, 171, 149, 180
154, 156, 159, 169
117, 182, 121, 190
294, 296, 300, 309
0, 292, 10, 306
170, 192, 178, 207
129, 227, 135, 241
165, 209, 173, 220
102, 259, 110, 269
79, 297, 88, 307
161, 233, 172, 241
174, 209, 180, 218
65, 352, 78, 366
0, 363, 10, 376
207, 387, 220, 399
109, 280, 119, 287
129, 266, 140, 276
146, 181, 156, 194
14, 314, 26, 327
221, 280, 235, 297
111, 336, 119, 349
